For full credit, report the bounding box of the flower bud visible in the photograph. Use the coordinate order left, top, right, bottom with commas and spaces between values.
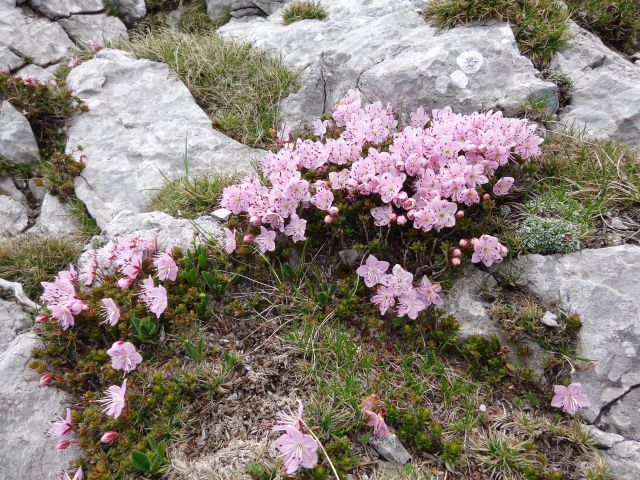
402, 198, 416, 210
459, 239, 469, 248
395, 160, 405, 172
328, 206, 339, 216
56, 439, 72, 450
406, 210, 416, 221
100, 431, 119, 444
455, 210, 465, 219
452, 248, 462, 258
471, 238, 478, 246
357, 183, 371, 195
243, 234, 255, 242
482, 193, 491, 202
39, 373, 53, 385
249, 215, 261, 226
117, 277, 133, 290
396, 215, 407, 226
451, 257, 461, 266
324, 215, 334, 224
388, 213, 397, 222
35, 313, 50, 323
396, 191, 408, 202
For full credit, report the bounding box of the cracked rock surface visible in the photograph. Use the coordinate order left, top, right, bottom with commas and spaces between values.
219, 0, 558, 128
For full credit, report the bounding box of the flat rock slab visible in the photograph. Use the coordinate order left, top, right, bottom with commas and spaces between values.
0, 45, 25, 72
551, 23, 640, 148
29, 193, 81, 237
0, 194, 29, 237
66, 49, 262, 228
0, 101, 40, 165
59, 13, 127, 48
0, 4, 76, 66
219, 0, 558, 128
29, 0, 103, 19
0, 332, 78, 480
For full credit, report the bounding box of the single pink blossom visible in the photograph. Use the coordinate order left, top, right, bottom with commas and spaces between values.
471, 234, 507, 267
100, 298, 121, 326
551, 383, 590, 415
223, 228, 237, 254
272, 399, 304, 432
97, 379, 127, 419
360, 394, 379, 413
356, 255, 390, 288
40, 373, 54, 385
107, 341, 143, 373
371, 285, 396, 315
363, 409, 390, 438
284, 214, 307, 243
254, 226, 276, 253
139, 276, 168, 318
415, 276, 444, 307
493, 177, 514, 196
274, 425, 319, 474
396, 289, 426, 320
50, 408, 73, 439
100, 431, 119, 444
153, 245, 178, 281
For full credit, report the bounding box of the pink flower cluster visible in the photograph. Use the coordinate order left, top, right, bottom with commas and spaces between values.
40, 266, 88, 330
357, 255, 443, 319
220, 90, 541, 255
272, 400, 318, 474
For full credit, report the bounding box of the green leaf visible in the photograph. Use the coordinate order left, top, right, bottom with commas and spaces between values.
200, 270, 215, 290
131, 451, 152, 472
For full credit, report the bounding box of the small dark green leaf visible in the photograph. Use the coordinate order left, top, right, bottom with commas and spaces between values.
131, 451, 152, 472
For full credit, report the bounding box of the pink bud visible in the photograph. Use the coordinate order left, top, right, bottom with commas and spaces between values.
56, 439, 72, 450
455, 210, 465, 219
396, 191, 408, 202
39, 373, 53, 385
249, 215, 261, 226
482, 193, 491, 202
406, 210, 416, 221
471, 238, 478, 246
357, 183, 371, 195
35, 313, 50, 323
328, 206, 339, 216
346, 179, 359, 189
459, 239, 469, 248
451, 257, 461, 266
117, 277, 133, 290
243, 234, 255, 242
396, 215, 407, 226
452, 248, 462, 258
324, 215, 334, 224
100, 431, 119, 444
402, 198, 416, 210
395, 160, 405, 172
388, 212, 397, 222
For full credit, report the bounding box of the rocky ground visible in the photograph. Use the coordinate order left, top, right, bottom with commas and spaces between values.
0, 1, 639, 479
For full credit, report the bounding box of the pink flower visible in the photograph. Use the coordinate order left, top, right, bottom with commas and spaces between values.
471, 234, 507, 267
371, 285, 396, 315
67, 56, 80, 68
311, 187, 334, 211
371, 205, 392, 227
223, 228, 237, 254
551, 383, 590, 415
284, 214, 307, 243
100, 431, 119, 444
153, 245, 178, 281
107, 341, 143, 373
117, 276, 134, 290
88, 38, 101, 50
97, 379, 127, 419
396, 289, 426, 320
360, 394, 379, 413
58, 467, 83, 480
274, 425, 319, 474
50, 408, 73, 439
100, 298, 121, 326
363, 409, 389, 438
415, 276, 443, 307
40, 373, 54, 385
254, 226, 277, 253
356, 255, 390, 288
272, 399, 304, 432
493, 176, 514, 196
84, 252, 99, 287
139, 277, 168, 318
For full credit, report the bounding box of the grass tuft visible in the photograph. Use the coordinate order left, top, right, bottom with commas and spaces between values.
117, 30, 298, 147
0, 236, 83, 298
423, 0, 571, 68
147, 172, 240, 219
282, 0, 327, 25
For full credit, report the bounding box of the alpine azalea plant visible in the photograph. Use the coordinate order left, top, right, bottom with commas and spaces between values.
272, 400, 319, 474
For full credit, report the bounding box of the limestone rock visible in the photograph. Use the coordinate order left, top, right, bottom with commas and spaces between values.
0, 332, 78, 480
0, 101, 40, 165
110, 0, 146, 26
606, 440, 640, 479
66, 49, 262, 228
581, 425, 624, 449
15, 64, 55, 84
370, 433, 411, 465
207, 0, 285, 19
29, 193, 81, 237
0, 45, 24, 72
0, 5, 76, 66
29, 0, 103, 19
219, 0, 558, 128
0, 195, 29, 237
0, 176, 27, 204
59, 13, 128, 48
550, 23, 640, 148
0, 298, 31, 351
504, 246, 640, 431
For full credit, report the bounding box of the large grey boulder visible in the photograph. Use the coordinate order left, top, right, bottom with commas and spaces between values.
0, 4, 76, 66
0, 332, 78, 480
59, 13, 128, 48
550, 23, 640, 148
66, 49, 261, 229
207, 0, 285, 19
0, 101, 40, 165
0, 195, 29, 237
219, 0, 558, 128
29, 193, 81, 237
110, 0, 146, 26
29, 0, 103, 19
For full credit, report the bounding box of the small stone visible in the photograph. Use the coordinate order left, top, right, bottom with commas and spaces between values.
0, 176, 27, 204
0, 195, 29, 237
606, 233, 623, 246
632, 52, 640, 61
29, 193, 81, 237
110, 0, 146, 26
58, 13, 127, 49
370, 433, 411, 465
540, 311, 559, 327
29, 0, 103, 19
28, 178, 47, 203
0, 45, 24, 72
0, 101, 40, 165
581, 425, 624, 449
15, 64, 55, 84
608, 216, 629, 230
211, 208, 232, 222
338, 249, 360, 268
